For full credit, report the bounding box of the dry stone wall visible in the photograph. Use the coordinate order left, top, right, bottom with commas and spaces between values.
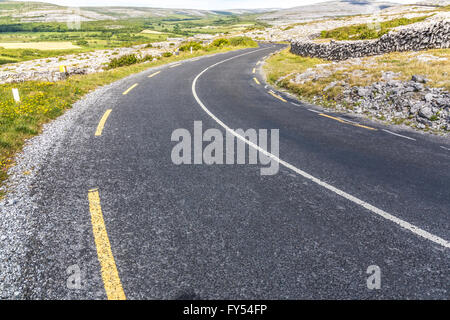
290, 21, 450, 61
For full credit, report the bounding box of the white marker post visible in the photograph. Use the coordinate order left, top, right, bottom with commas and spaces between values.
12, 88, 20, 103
190, 46, 193, 54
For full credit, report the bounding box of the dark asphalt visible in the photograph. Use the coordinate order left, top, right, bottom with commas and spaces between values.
19, 44, 449, 299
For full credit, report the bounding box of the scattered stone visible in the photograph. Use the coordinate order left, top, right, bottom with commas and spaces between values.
414, 54, 448, 63
424, 93, 434, 103
419, 106, 434, 119
410, 103, 422, 114
382, 71, 400, 81
412, 75, 428, 84
357, 88, 370, 97
413, 83, 424, 92
319, 79, 450, 133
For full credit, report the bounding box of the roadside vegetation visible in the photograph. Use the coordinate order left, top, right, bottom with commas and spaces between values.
0, 47, 88, 65
264, 47, 450, 109
320, 15, 431, 40
263, 49, 325, 85
106, 37, 257, 69
0, 37, 257, 194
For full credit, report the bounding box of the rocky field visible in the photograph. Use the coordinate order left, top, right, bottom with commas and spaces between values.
0, 1, 272, 23
0, 40, 182, 84
341, 75, 450, 131
245, 3, 449, 41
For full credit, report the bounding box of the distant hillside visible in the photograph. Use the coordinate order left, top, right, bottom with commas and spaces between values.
0, 1, 274, 23
415, 0, 450, 6
258, 0, 401, 24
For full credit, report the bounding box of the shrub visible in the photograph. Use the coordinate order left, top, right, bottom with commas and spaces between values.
107, 54, 139, 69
162, 52, 173, 58
430, 115, 439, 121
140, 55, 154, 62
229, 36, 257, 47
0, 58, 17, 65
211, 38, 230, 47
20, 49, 36, 57
179, 41, 202, 52
75, 40, 89, 46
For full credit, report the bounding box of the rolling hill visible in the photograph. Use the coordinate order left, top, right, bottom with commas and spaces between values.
0, 1, 274, 23
258, 0, 402, 24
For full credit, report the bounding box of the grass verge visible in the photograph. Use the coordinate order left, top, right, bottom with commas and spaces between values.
263, 49, 325, 85
0, 39, 257, 196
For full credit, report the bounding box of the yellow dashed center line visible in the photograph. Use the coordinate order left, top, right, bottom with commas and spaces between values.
253, 77, 261, 85
268, 91, 287, 103
88, 189, 126, 300
148, 71, 161, 78
319, 113, 377, 131
95, 109, 112, 136
252, 68, 256, 74
122, 83, 138, 95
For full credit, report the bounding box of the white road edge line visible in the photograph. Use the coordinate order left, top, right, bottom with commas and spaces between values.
337, 117, 358, 124
191, 47, 450, 249
382, 129, 416, 141
292, 103, 326, 114
441, 146, 450, 151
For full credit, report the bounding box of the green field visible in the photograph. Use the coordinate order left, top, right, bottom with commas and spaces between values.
0, 11, 266, 65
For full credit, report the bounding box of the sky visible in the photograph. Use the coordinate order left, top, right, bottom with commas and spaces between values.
20, 0, 418, 10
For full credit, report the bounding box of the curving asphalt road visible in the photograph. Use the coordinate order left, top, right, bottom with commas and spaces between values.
14, 44, 450, 299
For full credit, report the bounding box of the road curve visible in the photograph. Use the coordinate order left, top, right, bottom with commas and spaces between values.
10, 44, 449, 299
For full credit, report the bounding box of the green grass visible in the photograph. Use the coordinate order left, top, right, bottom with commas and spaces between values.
0, 38, 257, 195
263, 48, 325, 85
0, 12, 265, 64
0, 14, 264, 39
0, 47, 90, 65
320, 15, 432, 40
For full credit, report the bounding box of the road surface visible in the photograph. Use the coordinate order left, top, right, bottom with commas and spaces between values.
10, 44, 450, 299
